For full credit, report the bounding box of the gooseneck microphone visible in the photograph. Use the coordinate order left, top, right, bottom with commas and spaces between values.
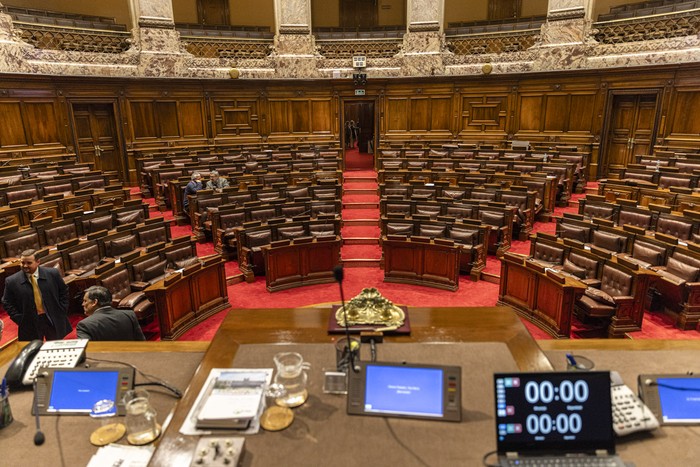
33, 376, 45, 446
333, 265, 359, 373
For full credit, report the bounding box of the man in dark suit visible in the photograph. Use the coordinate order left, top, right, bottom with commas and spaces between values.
77, 286, 145, 341
2, 249, 71, 341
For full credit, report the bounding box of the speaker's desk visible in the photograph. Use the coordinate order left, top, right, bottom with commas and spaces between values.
152, 306, 553, 466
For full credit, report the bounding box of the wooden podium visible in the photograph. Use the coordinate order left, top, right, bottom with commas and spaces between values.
262, 236, 342, 292
383, 237, 461, 291
145, 256, 230, 340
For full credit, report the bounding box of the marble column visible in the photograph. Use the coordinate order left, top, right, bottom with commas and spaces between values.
128, 0, 190, 76
0, 2, 33, 73
531, 0, 595, 71
401, 0, 446, 76
272, 0, 319, 77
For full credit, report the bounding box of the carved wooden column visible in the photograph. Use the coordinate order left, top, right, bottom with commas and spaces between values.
401, 0, 446, 75
128, 0, 190, 75
272, 0, 319, 77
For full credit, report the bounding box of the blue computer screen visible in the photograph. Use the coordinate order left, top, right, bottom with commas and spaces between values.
364, 365, 443, 417
48, 370, 120, 413
657, 377, 700, 423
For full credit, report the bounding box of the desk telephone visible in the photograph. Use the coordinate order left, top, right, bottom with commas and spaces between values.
611, 370, 659, 436
4, 339, 88, 389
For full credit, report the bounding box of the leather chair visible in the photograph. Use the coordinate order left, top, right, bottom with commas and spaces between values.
575, 262, 637, 321
0, 227, 42, 262
559, 248, 602, 287
249, 207, 277, 223
78, 211, 114, 236
241, 228, 272, 276
112, 205, 147, 226
655, 214, 695, 241
501, 191, 533, 239
580, 200, 618, 222
528, 237, 565, 268
215, 207, 246, 260
650, 248, 700, 329
479, 208, 510, 254
40, 220, 78, 248
95, 263, 154, 322
618, 238, 667, 268
588, 229, 628, 254
3, 185, 39, 205
128, 252, 168, 289
447, 224, 481, 275
102, 232, 141, 258
415, 204, 441, 220
61, 241, 101, 276
163, 239, 199, 270
135, 221, 171, 247
617, 207, 653, 230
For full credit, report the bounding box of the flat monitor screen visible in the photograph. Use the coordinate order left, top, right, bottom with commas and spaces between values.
494, 372, 615, 455
48, 370, 120, 413
34, 367, 134, 416
656, 377, 700, 423
364, 365, 444, 417
347, 361, 461, 422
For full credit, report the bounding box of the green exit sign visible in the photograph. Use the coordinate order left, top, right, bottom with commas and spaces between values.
355, 89, 366, 96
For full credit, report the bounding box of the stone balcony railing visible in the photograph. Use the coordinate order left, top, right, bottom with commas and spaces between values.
2, 7, 700, 79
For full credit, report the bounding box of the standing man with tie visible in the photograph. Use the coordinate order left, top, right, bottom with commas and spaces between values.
2, 249, 71, 341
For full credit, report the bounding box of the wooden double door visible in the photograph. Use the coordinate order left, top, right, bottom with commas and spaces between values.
72, 102, 125, 181
601, 94, 659, 177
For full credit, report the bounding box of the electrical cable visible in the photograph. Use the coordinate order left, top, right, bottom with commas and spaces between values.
482, 450, 499, 467
383, 417, 431, 467
86, 357, 183, 398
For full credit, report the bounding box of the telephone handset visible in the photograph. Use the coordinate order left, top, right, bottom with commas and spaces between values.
610, 370, 659, 436
4, 339, 88, 389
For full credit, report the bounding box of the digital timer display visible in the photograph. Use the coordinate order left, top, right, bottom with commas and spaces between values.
494, 372, 615, 454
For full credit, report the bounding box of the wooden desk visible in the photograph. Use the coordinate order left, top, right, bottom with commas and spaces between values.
383, 237, 461, 291
262, 236, 342, 292
145, 257, 230, 340
150, 305, 552, 465
498, 253, 586, 338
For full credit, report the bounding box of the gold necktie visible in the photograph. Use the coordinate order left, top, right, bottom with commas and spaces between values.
30, 275, 45, 315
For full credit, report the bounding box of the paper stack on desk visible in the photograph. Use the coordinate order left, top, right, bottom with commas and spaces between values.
181, 368, 273, 436
196, 370, 269, 429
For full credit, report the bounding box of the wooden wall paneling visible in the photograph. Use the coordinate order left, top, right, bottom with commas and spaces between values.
543, 94, 569, 132
459, 91, 510, 138
130, 100, 159, 140
410, 97, 430, 130
386, 97, 409, 132
0, 102, 28, 147
516, 94, 544, 133
155, 101, 180, 138
211, 95, 262, 141
180, 100, 207, 138
310, 99, 333, 134
666, 89, 700, 141
268, 99, 290, 134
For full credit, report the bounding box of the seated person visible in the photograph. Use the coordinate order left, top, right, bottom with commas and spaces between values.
206, 170, 229, 192
77, 286, 146, 341
183, 172, 204, 210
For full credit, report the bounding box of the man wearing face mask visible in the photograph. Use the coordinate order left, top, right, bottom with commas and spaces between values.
2, 249, 71, 341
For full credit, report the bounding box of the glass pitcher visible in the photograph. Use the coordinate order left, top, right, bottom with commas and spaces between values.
123, 389, 159, 445
273, 352, 311, 408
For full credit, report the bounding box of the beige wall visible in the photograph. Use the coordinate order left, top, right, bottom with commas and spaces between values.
593, 0, 634, 19
444, 0, 488, 26
521, 0, 548, 17
6, 0, 131, 27
172, 0, 198, 23
378, 0, 405, 26
311, 0, 339, 27
231, 0, 274, 27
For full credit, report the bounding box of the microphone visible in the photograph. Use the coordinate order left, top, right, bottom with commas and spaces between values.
333, 265, 359, 373
32, 374, 46, 446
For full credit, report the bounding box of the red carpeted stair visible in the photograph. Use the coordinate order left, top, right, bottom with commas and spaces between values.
341, 168, 381, 266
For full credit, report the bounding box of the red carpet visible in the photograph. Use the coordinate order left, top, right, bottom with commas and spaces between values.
3, 176, 699, 346
344, 147, 374, 170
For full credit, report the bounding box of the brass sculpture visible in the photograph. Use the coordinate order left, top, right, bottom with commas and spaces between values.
335, 288, 405, 327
